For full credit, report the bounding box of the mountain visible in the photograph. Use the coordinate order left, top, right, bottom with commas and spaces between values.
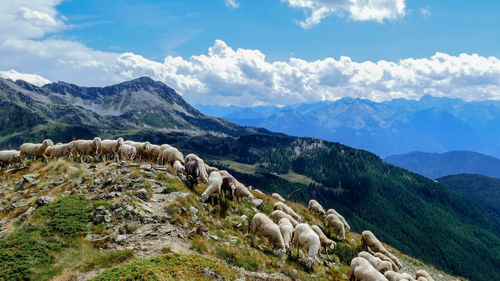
385, 151, 500, 179
438, 174, 500, 217
1, 77, 500, 280
195, 96, 500, 158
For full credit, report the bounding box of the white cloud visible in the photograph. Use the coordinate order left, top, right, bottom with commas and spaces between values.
0, 69, 50, 86
419, 6, 430, 17
225, 0, 240, 9
281, 0, 406, 29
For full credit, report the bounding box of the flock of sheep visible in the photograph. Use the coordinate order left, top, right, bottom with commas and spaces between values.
0, 137, 436, 281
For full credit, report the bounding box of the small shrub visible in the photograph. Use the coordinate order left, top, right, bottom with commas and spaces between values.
336, 243, 362, 265
162, 185, 178, 194
83, 250, 134, 271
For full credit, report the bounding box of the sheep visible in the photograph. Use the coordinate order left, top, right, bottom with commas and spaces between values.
124, 141, 151, 161
291, 223, 321, 269
270, 210, 299, 227
325, 214, 345, 241
361, 231, 402, 270
308, 200, 325, 217
0, 150, 21, 168
19, 139, 54, 161
250, 213, 286, 255
119, 144, 136, 161
350, 257, 389, 281
201, 171, 222, 205
97, 137, 123, 161
374, 252, 398, 272
252, 189, 265, 197
173, 160, 185, 175
358, 251, 393, 272
273, 201, 301, 222
234, 182, 254, 203
143, 144, 161, 163
158, 146, 184, 166
219, 170, 237, 200
184, 153, 208, 186
49, 142, 75, 158
415, 270, 434, 281
271, 193, 286, 202
278, 218, 294, 251
384, 271, 415, 281
310, 225, 336, 259
204, 164, 218, 174
73, 137, 102, 162
326, 208, 351, 232
44, 146, 54, 158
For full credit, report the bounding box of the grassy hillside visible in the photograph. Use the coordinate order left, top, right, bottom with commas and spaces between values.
438, 174, 500, 217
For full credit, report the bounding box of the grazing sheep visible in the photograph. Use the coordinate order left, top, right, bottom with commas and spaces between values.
358, 251, 393, 272
325, 214, 345, 241
184, 154, 209, 187
20, 139, 54, 161
308, 200, 325, 217
173, 160, 185, 175
310, 225, 336, 258
158, 146, 184, 165
204, 164, 218, 174
415, 270, 434, 281
326, 208, 351, 232
361, 231, 402, 270
250, 213, 286, 255
272, 193, 286, 202
350, 257, 389, 281
252, 189, 265, 197
74, 137, 102, 162
273, 201, 301, 222
270, 210, 299, 227
234, 182, 254, 203
97, 137, 124, 161
0, 150, 21, 167
218, 170, 236, 200
49, 142, 75, 158
374, 253, 398, 272
119, 144, 136, 161
44, 146, 54, 158
278, 218, 294, 251
201, 171, 222, 205
143, 144, 161, 163
291, 223, 321, 269
124, 141, 151, 161
384, 271, 415, 281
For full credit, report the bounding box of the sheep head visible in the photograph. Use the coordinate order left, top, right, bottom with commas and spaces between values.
68, 141, 75, 149
144, 141, 151, 150
305, 257, 314, 269
93, 137, 102, 148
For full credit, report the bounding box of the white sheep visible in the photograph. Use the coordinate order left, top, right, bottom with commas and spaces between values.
308, 200, 325, 217
173, 160, 185, 175
358, 251, 393, 272
250, 213, 286, 255
351, 257, 389, 281
158, 146, 184, 165
310, 225, 336, 258
270, 210, 299, 227
252, 189, 265, 197
143, 144, 161, 163
119, 144, 136, 161
291, 223, 321, 269
49, 142, 75, 158
19, 139, 54, 161
415, 270, 434, 281
325, 214, 345, 241
362, 231, 402, 270
0, 150, 21, 168
204, 164, 218, 174
97, 137, 123, 161
44, 146, 54, 158
271, 193, 286, 202
219, 170, 237, 200
234, 182, 254, 203
201, 171, 222, 205
73, 137, 102, 162
374, 252, 398, 272
384, 271, 415, 281
184, 153, 208, 185
326, 208, 351, 232
124, 141, 151, 161
273, 201, 301, 222
278, 218, 294, 251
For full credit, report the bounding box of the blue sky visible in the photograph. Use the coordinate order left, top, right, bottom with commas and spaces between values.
1, 0, 500, 106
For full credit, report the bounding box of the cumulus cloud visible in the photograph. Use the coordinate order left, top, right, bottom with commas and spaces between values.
0, 69, 51, 86
281, 0, 406, 28
225, 0, 240, 9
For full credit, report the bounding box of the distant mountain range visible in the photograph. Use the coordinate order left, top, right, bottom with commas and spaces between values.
195, 96, 500, 158
438, 174, 500, 217
384, 151, 500, 179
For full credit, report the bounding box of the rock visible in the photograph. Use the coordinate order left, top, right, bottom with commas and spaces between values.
136, 188, 150, 201
204, 267, 222, 281
244, 271, 291, 281
190, 206, 198, 213
164, 192, 189, 202
240, 214, 248, 221
251, 199, 263, 208
23, 173, 39, 183
191, 215, 199, 223
209, 235, 220, 241
119, 161, 129, 168
140, 164, 152, 171
115, 234, 127, 243
36, 196, 52, 206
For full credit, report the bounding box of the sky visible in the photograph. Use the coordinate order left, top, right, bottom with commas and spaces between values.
0, 0, 500, 106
